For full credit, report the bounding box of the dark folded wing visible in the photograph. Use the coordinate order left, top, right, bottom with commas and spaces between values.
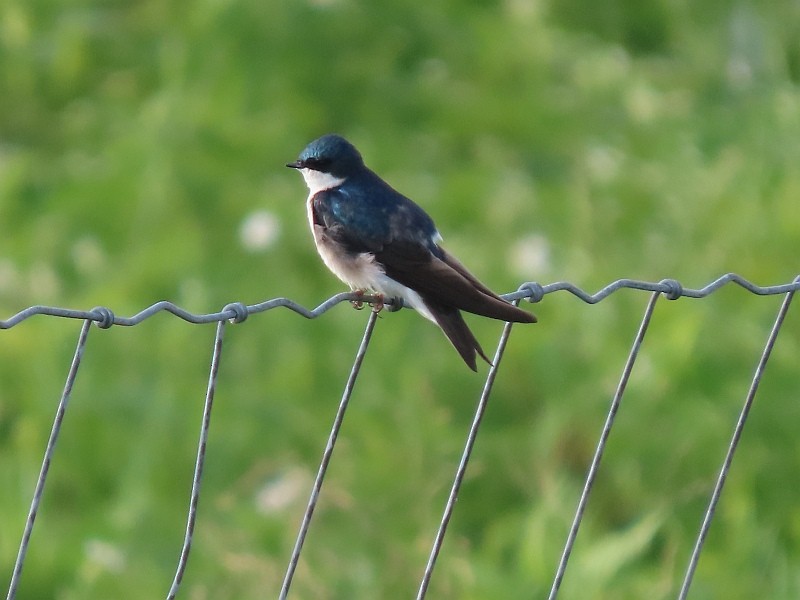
375, 240, 536, 323
425, 303, 492, 371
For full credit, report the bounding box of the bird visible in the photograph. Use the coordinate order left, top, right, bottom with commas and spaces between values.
287, 134, 536, 371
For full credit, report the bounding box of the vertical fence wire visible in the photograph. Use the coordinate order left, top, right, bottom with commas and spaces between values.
279, 310, 379, 600
547, 291, 661, 600
166, 320, 227, 600
5, 319, 93, 600
415, 303, 521, 600
677, 282, 797, 599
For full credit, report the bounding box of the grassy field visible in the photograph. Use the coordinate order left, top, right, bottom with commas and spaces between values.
1, 1, 799, 598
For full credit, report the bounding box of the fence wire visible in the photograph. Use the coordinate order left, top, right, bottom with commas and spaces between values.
3, 273, 799, 600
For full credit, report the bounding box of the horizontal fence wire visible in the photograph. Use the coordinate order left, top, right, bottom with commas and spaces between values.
3, 273, 799, 600
2, 273, 799, 330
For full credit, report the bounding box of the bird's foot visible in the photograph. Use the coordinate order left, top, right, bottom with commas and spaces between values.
351, 291, 401, 314
350, 289, 366, 311
370, 294, 386, 314
372, 295, 404, 314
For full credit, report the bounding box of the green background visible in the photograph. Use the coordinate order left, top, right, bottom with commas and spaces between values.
1, 1, 799, 598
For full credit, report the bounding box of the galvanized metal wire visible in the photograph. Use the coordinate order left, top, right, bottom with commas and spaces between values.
279, 310, 379, 600
3, 273, 798, 600
2, 273, 798, 331
416, 300, 521, 600
4, 319, 93, 600
167, 320, 227, 600
547, 291, 661, 600
676, 276, 799, 599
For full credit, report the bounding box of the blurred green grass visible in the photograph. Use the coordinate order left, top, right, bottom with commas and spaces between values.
1, 1, 799, 598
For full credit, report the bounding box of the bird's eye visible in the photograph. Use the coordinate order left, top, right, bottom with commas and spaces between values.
306, 157, 331, 169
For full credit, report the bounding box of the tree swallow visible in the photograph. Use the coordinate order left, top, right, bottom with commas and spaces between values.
287, 134, 536, 371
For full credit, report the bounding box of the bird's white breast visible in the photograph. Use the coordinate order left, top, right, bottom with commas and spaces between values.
311, 223, 383, 289
299, 168, 345, 195
306, 206, 435, 323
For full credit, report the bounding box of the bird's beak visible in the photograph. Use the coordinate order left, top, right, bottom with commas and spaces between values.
286, 160, 303, 169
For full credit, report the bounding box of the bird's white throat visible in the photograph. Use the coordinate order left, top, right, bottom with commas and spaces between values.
300, 168, 346, 195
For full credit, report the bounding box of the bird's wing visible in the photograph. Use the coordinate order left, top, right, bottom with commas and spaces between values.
424, 303, 491, 371
375, 240, 535, 323
313, 183, 535, 324
311, 180, 439, 253
310, 189, 385, 253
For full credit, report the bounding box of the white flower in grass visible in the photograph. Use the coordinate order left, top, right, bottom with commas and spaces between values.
240, 210, 280, 252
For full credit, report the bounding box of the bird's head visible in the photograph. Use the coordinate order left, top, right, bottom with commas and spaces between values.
286, 134, 364, 179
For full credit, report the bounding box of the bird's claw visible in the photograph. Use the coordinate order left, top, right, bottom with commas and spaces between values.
350, 291, 401, 314
371, 294, 385, 314
350, 290, 366, 311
